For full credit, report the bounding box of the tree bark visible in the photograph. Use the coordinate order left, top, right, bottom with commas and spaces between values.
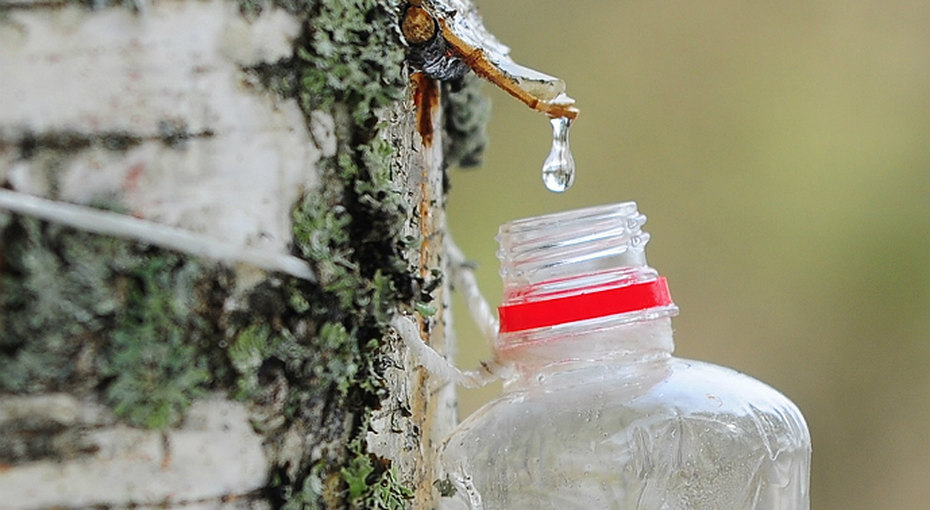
0, 1, 485, 508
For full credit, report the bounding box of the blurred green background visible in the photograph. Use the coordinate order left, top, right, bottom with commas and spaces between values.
444, 1, 930, 509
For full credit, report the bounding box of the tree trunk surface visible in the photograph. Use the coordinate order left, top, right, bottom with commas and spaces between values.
0, 1, 484, 508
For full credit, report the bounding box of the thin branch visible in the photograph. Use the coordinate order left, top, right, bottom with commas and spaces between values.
392, 314, 501, 389
445, 235, 499, 348
0, 189, 316, 282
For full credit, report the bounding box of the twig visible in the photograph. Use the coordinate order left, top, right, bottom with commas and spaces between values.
445, 235, 499, 349
0, 189, 316, 282
392, 314, 502, 389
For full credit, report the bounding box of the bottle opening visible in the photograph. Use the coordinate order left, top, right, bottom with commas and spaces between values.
497, 202, 648, 293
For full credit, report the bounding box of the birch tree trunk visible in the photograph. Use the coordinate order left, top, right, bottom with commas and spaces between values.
0, 1, 487, 508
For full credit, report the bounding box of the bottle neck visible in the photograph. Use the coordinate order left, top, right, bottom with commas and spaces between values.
500, 316, 675, 392
494, 202, 678, 390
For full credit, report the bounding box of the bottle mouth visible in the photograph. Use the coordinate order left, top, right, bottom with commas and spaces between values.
497, 202, 649, 294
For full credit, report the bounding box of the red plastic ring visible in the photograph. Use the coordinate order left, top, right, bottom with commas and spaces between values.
498, 277, 673, 333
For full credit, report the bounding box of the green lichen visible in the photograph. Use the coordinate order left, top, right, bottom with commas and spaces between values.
240, 1, 488, 504
229, 313, 363, 402
213, 4, 414, 501
275, 462, 329, 510
0, 215, 222, 428
101, 255, 212, 428
243, 0, 424, 505
294, 0, 406, 126
291, 191, 358, 308
0, 206, 393, 438
228, 323, 275, 398
341, 439, 414, 510
0, 216, 123, 392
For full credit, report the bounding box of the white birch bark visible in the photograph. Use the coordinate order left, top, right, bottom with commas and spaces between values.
0, 1, 456, 508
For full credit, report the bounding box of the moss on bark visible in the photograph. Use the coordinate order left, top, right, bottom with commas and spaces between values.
0, 214, 230, 429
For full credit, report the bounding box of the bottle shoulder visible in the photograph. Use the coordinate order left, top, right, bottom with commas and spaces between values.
445, 357, 809, 448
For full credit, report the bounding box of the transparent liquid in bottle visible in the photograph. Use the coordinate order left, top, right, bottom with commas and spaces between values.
438, 203, 810, 509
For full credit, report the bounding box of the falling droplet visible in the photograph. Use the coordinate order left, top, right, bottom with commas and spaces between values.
542, 116, 575, 192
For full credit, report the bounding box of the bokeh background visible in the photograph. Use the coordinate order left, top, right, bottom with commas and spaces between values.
444, 1, 930, 509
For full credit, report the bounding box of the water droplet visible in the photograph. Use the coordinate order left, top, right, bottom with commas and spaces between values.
542, 116, 575, 192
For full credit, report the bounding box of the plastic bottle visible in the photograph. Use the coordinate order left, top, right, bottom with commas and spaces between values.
438, 203, 811, 509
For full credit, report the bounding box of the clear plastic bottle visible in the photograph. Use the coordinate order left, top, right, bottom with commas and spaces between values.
438, 203, 811, 509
